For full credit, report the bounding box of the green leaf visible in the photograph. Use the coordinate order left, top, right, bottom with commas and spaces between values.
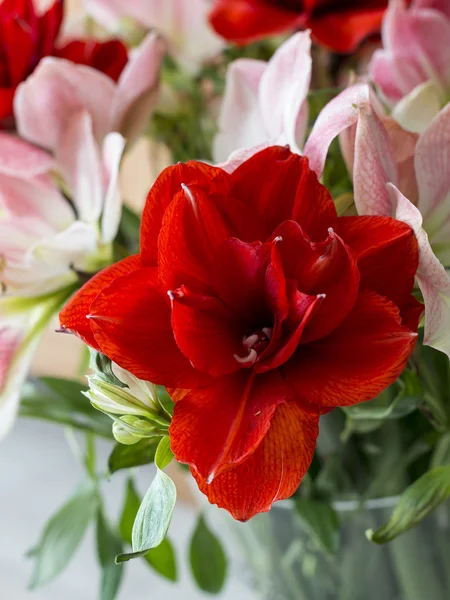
96, 509, 124, 600
119, 479, 177, 580
89, 350, 126, 388
116, 466, 177, 563
155, 435, 174, 470
29, 485, 98, 588
295, 498, 340, 555
189, 515, 227, 594
431, 432, 450, 468
20, 377, 113, 439
108, 438, 160, 474
146, 538, 177, 582
367, 465, 450, 543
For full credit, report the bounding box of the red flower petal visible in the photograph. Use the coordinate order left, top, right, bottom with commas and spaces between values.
157, 184, 231, 293
309, 6, 386, 53
209, 0, 304, 45
87, 267, 208, 389
55, 40, 129, 82
229, 147, 338, 242
59, 254, 141, 350
170, 289, 243, 377
192, 401, 319, 521
282, 290, 417, 408
338, 216, 419, 315
273, 220, 360, 342
37, 0, 63, 57
170, 370, 289, 482
140, 161, 230, 267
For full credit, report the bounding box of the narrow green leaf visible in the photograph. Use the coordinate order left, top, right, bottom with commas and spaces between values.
29, 485, 98, 588
96, 509, 124, 600
295, 498, 340, 554
108, 438, 160, 475
146, 538, 177, 582
367, 465, 450, 543
20, 377, 112, 439
119, 479, 177, 580
431, 432, 450, 468
189, 515, 227, 594
155, 435, 174, 470
116, 468, 176, 563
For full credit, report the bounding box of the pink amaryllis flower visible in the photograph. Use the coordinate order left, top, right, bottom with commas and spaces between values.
214, 31, 312, 163
305, 83, 450, 357
370, 0, 450, 133
14, 31, 164, 151
0, 119, 125, 440
86, 0, 224, 73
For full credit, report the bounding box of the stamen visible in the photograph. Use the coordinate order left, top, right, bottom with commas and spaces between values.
234, 348, 258, 367
167, 288, 185, 301
273, 236, 283, 244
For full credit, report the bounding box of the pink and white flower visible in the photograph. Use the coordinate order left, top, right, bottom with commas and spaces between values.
86, 0, 224, 73
305, 83, 450, 357
0, 117, 124, 439
14, 31, 164, 151
370, 0, 450, 133
214, 31, 312, 163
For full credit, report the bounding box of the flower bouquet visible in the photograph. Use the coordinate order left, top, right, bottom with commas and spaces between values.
3, 0, 450, 598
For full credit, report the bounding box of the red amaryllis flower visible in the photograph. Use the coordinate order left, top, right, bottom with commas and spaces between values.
209, 0, 395, 53
0, 0, 128, 121
60, 146, 421, 521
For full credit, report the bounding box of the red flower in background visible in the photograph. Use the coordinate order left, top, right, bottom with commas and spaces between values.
60, 147, 421, 521
209, 0, 395, 53
0, 0, 128, 121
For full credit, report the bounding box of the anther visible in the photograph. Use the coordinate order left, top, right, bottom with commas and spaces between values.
273, 236, 283, 244
167, 288, 185, 301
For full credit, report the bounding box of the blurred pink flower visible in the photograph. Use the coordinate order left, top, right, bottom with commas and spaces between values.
214, 31, 312, 163
306, 83, 450, 357
86, 0, 224, 72
14, 31, 164, 151
0, 120, 125, 439
370, 0, 450, 133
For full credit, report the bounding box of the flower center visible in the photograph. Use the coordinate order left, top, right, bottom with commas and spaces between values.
234, 327, 273, 367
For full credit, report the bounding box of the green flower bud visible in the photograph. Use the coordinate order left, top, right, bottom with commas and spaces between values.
112, 415, 156, 445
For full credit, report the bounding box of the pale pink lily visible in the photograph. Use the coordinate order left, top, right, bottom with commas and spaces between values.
14, 31, 164, 151
370, 0, 450, 133
0, 122, 125, 439
214, 31, 312, 163
305, 83, 450, 357
86, 0, 224, 73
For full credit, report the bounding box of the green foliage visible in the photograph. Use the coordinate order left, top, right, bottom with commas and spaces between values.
108, 437, 160, 474
96, 509, 124, 600
117, 438, 176, 563
29, 484, 99, 588
89, 350, 126, 388
368, 465, 450, 543
119, 478, 177, 581
189, 515, 228, 594
20, 377, 112, 439
295, 498, 340, 555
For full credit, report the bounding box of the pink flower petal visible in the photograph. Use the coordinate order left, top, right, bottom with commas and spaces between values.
14, 57, 115, 150
259, 31, 311, 152
213, 59, 267, 163
388, 183, 450, 357
111, 32, 165, 143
